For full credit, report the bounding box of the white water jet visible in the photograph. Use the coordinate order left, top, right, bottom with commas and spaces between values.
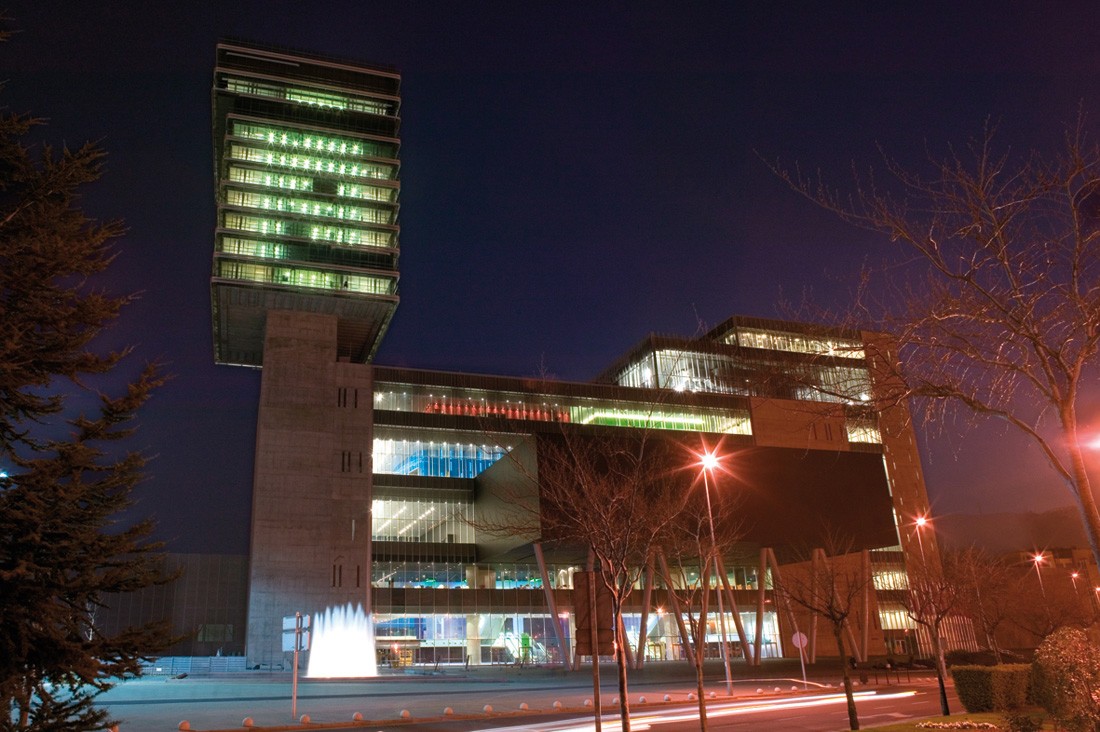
306, 603, 378, 678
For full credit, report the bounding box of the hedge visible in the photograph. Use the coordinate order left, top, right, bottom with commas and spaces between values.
950, 664, 1032, 712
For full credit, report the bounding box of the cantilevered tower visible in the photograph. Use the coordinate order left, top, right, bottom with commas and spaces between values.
211, 40, 401, 366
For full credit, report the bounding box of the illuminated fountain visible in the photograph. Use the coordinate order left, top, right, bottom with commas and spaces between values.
306, 603, 378, 678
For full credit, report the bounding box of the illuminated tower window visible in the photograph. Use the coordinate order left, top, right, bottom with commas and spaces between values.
211, 41, 401, 366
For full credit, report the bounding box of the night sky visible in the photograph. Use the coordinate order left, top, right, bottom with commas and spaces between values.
6, 1, 1099, 553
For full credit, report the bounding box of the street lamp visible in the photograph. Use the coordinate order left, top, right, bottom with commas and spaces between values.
1031, 552, 1047, 599
699, 450, 733, 696
1071, 571, 1080, 593
912, 515, 930, 567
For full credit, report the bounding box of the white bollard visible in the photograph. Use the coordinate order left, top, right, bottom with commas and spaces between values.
483, 704, 494, 713
298, 714, 310, 724
241, 717, 254, 727
687, 692, 696, 701
663, 694, 671, 702
708, 691, 716, 699
756, 688, 763, 694
791, 685, 798, 691
774, 687, 781, 693
553, 700, 563, 709
443, 707, 454, 715
612, 697, 619, 705
638, 696, 647, 704
519, 702, 529, 710
583, 698, 592, 707
400, 710, 411, 719
178, 723, 191, 731
352, 712, 363, 721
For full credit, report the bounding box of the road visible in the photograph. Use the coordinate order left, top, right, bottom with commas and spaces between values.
355, 684, 957, 732
97, 662, 954, 731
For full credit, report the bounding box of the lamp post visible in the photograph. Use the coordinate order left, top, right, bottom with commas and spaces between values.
912, 514, 931, 568
1071, 571, 1080, 594
700, 450, 733, 696
1031, 552, 1047, 599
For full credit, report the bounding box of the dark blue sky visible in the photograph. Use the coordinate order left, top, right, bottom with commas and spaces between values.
6, 1, 1099, 552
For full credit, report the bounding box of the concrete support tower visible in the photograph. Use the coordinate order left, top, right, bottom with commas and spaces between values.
210, 41, 399, 663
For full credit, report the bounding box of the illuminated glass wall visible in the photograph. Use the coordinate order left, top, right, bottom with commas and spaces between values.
613, 347, 873, 405
374, 382, 752, 436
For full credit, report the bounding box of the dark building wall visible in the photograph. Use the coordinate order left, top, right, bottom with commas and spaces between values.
97, 553, 249, 656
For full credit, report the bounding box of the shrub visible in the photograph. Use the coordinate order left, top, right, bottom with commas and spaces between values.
1001, 711, 1043, 732
946, 649, 1028, 667
950, 664, 1031, 712
1031, 627, 1100, 732
946, 649, 998, 667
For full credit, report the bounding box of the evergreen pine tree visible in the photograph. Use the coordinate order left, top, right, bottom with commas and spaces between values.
0, 35, 173, 730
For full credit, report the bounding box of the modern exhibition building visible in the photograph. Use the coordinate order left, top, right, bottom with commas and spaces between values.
208, 41, 967, 671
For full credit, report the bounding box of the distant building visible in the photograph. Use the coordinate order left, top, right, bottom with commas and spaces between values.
204, 42, 964, 670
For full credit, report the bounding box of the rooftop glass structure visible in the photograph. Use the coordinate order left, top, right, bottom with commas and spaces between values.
598, 315, 874, 404
211, 41, 401, 366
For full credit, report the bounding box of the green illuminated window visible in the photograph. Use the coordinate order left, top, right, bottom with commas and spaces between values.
217, 260, 395, 295
228, 144, 396, 181
225, 189, 393, 225
336, 182, 397, 203
568, 407, 750, 434
230, 121, 396, 160
225, 77, 394, 117
219, 236, 287, 259
228, 166, 314, 192
221, 212, 394, 248
372, 383, 752, 436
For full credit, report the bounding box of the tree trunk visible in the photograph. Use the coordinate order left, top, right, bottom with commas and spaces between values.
613, 600, 631, 732
834, 625, 859, 730
1065, 422, 1100, 570
695, 559, 712, 731
932, 624, 950, 716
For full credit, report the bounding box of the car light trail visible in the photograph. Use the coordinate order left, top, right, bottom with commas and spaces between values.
479, 689, 918, 731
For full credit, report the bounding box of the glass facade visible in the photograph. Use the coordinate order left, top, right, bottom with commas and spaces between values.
372, 498, 474, 544
613, 348, 872, 405
372, 428, 514, 479
722, 326, 866, 360
374, 382, 752, 436
363, 554, 780, 667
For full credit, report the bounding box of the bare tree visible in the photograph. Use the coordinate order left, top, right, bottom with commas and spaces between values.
773, 538, 872, 731
1006, 561, 1094, 643
771, 123, 1100, 566
477, 432, 692, 732
945, 548, 1015, 662
903, 553, 960, 716
656, 496, 741, 731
